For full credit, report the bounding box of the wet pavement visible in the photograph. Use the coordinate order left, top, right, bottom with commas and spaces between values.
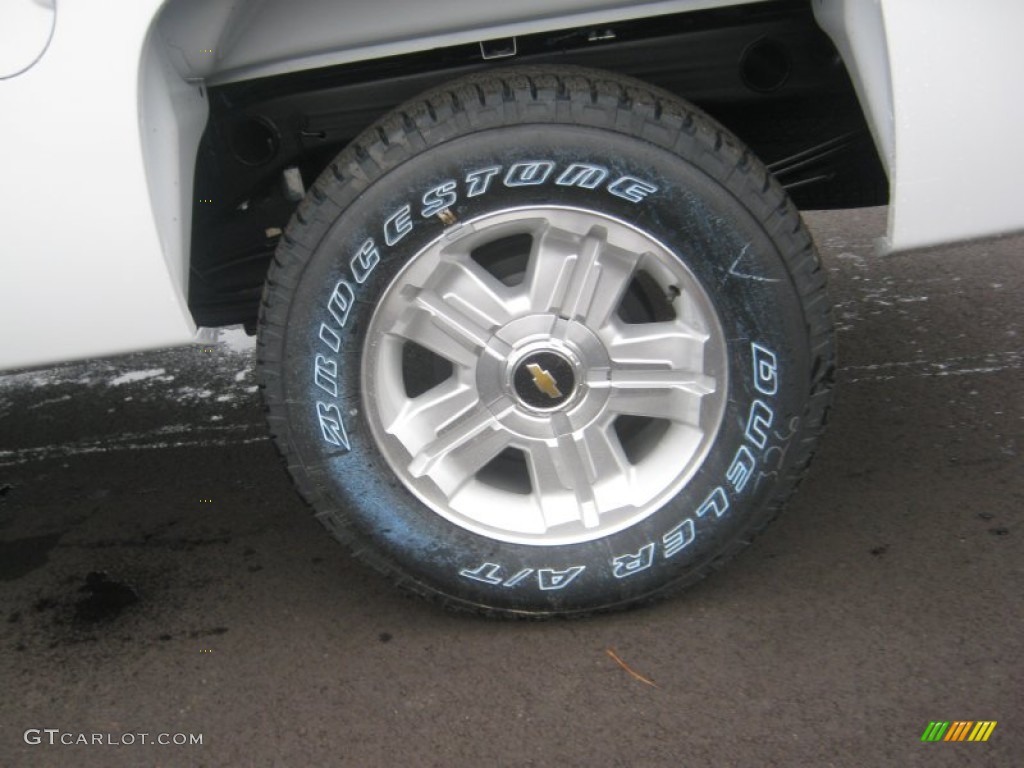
1, 207, 1021, 767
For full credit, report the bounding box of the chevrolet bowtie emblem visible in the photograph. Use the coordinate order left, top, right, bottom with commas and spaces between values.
526, 363, 563, 399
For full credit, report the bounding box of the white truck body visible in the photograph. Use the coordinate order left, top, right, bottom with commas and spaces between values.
1, 0, 1021, 370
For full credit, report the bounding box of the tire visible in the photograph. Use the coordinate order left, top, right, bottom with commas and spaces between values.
257, 66, 834, 617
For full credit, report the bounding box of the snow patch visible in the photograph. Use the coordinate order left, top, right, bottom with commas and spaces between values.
177, 387, 214, 400
109, 368, 166, 387
27, 394, 73, 410
217, 326, 257, 354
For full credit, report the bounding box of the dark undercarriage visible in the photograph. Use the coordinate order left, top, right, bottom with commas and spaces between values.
188, 0, 886, 329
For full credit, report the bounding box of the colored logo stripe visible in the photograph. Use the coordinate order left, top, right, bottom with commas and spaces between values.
968, 722, 997, 742
921, 721, 996, 742
944, 721, 972, 741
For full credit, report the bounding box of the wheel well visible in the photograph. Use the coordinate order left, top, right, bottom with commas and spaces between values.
186, 0, 886, 328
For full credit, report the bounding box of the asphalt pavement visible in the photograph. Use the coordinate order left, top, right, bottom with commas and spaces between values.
0, 206, 1021, 767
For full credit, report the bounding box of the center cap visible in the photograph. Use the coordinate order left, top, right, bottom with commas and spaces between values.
513, 351, 577, 410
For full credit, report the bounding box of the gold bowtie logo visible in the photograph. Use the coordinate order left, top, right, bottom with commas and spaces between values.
526, 363, 563, 399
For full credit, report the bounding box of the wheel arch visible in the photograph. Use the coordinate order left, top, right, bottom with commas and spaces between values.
174, 0, 886, 330
154, 0, 761, 86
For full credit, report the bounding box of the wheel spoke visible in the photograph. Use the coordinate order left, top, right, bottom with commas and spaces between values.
606, 321, 709, 368
526, 224, 639, 326
390, 286, 509, 369
384, 378, 479, 455
524, 223, 579, 313
524, 418, 632, 529
607, 367, 716, 396
525, 436, 597, 529
431, 254, 520, 328
590, 366, 717, 422
408, 401, 514, 497
562, 227, 639, 328
524, 439, 581, 530
563, 418, 633, 498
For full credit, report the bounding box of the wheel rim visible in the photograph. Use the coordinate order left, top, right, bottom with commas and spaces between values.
361, 206, 728, 545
